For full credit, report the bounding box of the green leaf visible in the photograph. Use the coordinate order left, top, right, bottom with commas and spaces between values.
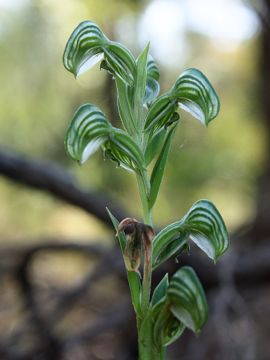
135, 43, 150, 105
144, 127, 167, 166
144, 95, 178, 132
170, 68, 220, 126
63, 21, 107, 77
151, 274, 169, 306
65, 103, 111, 164
144, 55, 160, 105
114, 77, 136, 134
127, 271, 142, 315
106, 207, 126, 251
132, 43, 150, 131
149, 124, 177, 209
152, 200, 229, 269
168, 266, 208, 333
106, 128, 145, 172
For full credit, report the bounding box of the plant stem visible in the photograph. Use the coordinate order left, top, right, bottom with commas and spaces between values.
138, 315, 166, 360
136, 170, 152, 226
136, 170, 165, 358
136, 169, 153, 314
141, 239, 152, 315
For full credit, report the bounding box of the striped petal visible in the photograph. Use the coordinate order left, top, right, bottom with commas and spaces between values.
63, 21, 107, 77
144, 95, 178, 132
65, 103, 111, 164
168, 266, 208, 333
171, 68, 220, 125
105, 129, 145, 172
147, 55, 160, 81
152, 224, 188, 270
153, 300, 185, 349
152, 199, 229, 268
144, 55, 160, 105
181, 199, 229, 260
144, 68, 219, 132
104, 42, 136, 86
63, 20, 136, 85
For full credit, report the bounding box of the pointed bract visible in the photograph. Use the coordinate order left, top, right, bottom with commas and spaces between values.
144, 55, 160, 104
149, 124, 177, 209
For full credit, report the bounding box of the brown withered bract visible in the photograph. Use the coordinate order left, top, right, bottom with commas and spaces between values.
118, 218, 154, 273
142, 225, 155, 267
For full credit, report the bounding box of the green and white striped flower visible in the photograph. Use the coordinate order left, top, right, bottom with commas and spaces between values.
171, 68, 220, 125
168, 266, 208, 333
63, 20, 136, 85
145, 68, 220, 132
64, 103, 111, 164
152, 199, 229, 269
144, 55, 160, 105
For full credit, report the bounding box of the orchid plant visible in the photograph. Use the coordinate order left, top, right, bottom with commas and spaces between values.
63, 20, 229, 360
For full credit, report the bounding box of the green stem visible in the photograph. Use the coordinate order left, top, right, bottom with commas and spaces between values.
136, 170, 152, 226
141, 240, 152, 315
136, 170, 165, 357
136, 171, 167, 359
136, 169, 153, 315
138, 315, 166, 360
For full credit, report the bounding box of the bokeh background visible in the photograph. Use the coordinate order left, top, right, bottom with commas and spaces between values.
0, 0, 269, 359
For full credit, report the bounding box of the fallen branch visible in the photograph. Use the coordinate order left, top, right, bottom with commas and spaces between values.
0, 148, 127, 227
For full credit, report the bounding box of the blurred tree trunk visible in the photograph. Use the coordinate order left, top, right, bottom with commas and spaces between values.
250, 0, 270, 239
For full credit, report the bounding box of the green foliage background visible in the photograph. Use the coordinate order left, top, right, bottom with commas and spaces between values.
0, 0, 265, 241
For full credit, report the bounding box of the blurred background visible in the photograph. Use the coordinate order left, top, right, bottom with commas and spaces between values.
0, 0, 269, 359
